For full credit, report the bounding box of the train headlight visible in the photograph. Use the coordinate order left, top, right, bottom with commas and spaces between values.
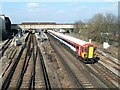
94, 52, 96, 54
84, 53, 87, 58
93, 53, 98, 58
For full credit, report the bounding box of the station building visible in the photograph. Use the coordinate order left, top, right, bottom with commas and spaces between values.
0, 14, 11, 40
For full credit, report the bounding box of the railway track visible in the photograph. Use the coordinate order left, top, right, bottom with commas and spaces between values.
96, 52, 120, 77
49, 40, 84, 88
87, 61, 120, 88
2, 46, 18, 77
2, 34, 30, 90
2, 34, 51, 89
33, 34, 51, 89
15, 34, 32, 89
47, 33, 106, 88
0, 39, 12, 57
65, 44, 120, 88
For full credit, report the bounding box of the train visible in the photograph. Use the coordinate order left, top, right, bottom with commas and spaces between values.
48, 30, 99, 63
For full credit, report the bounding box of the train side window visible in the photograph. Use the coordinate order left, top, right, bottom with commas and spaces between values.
82, 48, 86, 52
76, 46, 79, 49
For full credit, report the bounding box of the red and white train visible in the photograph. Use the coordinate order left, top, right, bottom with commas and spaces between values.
48, 30, 99, 63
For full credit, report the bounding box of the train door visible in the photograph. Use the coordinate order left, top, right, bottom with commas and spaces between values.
78, 46, 81, 56
76, 46, 79, 54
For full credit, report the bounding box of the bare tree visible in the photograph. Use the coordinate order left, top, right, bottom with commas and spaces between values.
74, 13, 118, 45
87, 13, 118, 43
74, 20, 84, 33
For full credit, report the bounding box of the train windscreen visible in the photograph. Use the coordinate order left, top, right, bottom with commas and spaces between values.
88, 46, 94, 58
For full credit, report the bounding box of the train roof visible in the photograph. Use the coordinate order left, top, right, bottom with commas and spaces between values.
48, 30, 92, 46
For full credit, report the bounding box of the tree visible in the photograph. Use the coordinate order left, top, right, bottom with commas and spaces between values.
74, 20, 84, 33
74, 13, 118, 44
87, 13, 118, 43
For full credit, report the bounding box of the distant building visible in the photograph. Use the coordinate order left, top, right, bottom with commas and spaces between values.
0, 14, 11, 40
0, 14, 11, 31
21, 22, 56, 25
5, 17, 11, 31
0, 15, 6, 31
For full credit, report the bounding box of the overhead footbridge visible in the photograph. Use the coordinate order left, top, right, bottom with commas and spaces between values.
11, 22, 75, 30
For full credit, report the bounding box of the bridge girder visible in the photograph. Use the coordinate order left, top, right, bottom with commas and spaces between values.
11, 24, 75, 30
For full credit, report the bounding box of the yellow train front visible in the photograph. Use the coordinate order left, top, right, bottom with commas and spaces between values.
78, 44, 99, 63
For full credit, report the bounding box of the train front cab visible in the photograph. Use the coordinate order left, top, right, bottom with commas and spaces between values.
77, 44, 99, 64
